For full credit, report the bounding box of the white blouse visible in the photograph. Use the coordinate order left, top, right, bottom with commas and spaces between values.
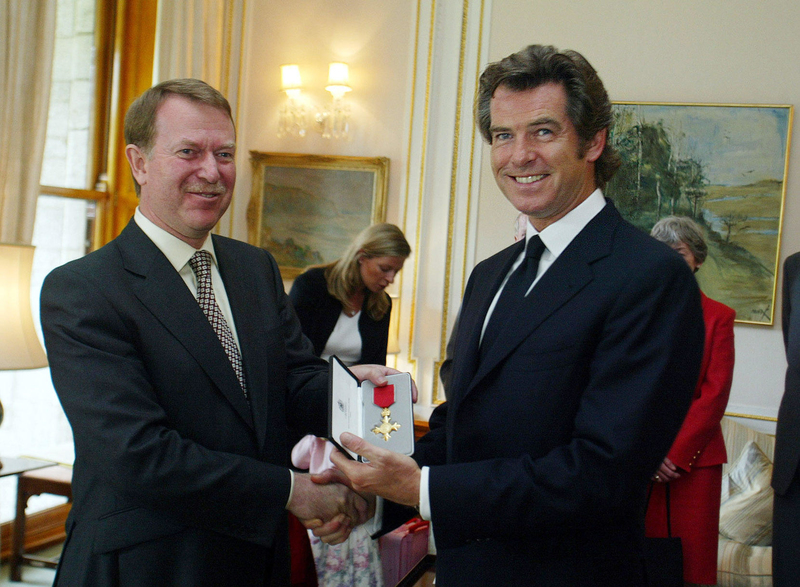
320, 310, 362, 366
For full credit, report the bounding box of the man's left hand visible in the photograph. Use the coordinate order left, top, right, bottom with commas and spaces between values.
323, 432, 421, 506
349, 365, 418, 402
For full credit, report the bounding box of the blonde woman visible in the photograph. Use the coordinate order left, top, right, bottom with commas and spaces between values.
289, 223, 410, 367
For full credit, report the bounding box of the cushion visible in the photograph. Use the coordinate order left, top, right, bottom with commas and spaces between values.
719, 440, 774, 546
717, 537, 772, 587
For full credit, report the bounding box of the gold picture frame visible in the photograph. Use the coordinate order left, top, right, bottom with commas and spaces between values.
247, 152, 389, 279
608, 101, 793, 325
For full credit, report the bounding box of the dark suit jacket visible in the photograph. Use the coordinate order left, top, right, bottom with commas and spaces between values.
774, 252, 800, 494
40, 220, 329, 587
438, 310, 459, 400
414, 201, 705, 587
288, 266, 391, 365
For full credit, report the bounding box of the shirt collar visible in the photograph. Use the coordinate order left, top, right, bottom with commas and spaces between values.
133, 207, 217, 272
525, 188, 606, 257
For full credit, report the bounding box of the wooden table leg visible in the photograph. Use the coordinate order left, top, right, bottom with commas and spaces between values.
10, 477, 31, 582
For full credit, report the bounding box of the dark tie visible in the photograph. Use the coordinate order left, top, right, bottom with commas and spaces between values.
188, 251, 248, 399
480, 235, 546, 357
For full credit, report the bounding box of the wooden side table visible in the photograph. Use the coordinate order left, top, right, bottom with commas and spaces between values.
9, 464, 72, 582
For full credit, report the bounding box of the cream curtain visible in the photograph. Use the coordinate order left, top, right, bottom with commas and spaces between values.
154, 0, 245, 238
155, 0, 244, 110
0, 0, 56, 244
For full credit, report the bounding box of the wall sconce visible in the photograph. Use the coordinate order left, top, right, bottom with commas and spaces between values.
277, 62, 352, 139
278, 64, 307, 138
316, 62, 352, 139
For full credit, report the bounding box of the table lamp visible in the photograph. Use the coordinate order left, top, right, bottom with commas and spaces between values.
0, 243, 49, 434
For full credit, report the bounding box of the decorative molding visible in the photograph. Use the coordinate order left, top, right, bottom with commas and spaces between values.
399, 0, 492, 417
431, 0, 488, 405
398, 0, 437, 387
724, 411, 778, 423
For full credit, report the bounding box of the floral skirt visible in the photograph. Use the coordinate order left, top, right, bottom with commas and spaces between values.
309, 524, 384, 587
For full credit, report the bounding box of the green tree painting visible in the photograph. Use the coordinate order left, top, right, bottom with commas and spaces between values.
607, 103, 792, 324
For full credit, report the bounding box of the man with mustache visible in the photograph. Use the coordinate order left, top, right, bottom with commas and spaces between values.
328, 45, 705, 586
40, 79, 395, 587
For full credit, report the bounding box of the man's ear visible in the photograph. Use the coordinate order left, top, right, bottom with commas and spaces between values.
584, 128, 607, 163
125, 144, 148, 187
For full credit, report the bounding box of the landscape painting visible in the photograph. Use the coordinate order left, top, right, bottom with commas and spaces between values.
247, 152, 389, 279
607, 102, 793, 324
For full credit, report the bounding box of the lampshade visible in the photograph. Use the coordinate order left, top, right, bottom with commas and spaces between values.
0, 244, 48, 370
325, 62, 352, 99
280, 64, 302, 98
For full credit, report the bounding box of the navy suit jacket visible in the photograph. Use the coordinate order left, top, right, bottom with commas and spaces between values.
40, 220, 329, 587
775, 252, 800, 494
415, 201, 705, 586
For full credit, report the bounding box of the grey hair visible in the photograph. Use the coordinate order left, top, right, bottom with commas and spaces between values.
650, 216, 708, 265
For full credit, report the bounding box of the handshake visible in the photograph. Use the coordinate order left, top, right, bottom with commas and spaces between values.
287, 468, 374, 545
287, 429, 424, 545
287, 365, 422, 545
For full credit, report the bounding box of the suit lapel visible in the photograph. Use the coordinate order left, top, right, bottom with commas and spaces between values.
117, 222, 254, 429
462, 202, 621, 398
447, 242, 522, 406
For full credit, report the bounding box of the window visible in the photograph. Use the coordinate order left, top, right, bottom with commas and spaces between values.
0, 0, 110, 522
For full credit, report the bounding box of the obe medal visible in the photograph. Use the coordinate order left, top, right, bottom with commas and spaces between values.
371, 384, 401, 441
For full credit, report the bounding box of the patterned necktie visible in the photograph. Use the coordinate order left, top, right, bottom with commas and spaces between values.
480, 235, 546, 357
188, 251, 248, 399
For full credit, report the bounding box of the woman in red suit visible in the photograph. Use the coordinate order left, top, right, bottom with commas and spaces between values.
647, 216, 736, 586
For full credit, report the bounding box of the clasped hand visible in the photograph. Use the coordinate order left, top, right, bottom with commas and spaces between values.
288, 473, 373, 545
652, 457, 682, 483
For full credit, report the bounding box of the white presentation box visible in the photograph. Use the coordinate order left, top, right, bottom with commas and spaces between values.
328, 355, 415, 461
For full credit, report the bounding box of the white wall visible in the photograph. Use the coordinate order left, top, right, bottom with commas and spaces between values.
474, 0, 800, 428
233, 1, 416, 236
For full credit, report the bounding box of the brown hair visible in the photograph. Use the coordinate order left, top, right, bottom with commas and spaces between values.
475, 44, 621, 189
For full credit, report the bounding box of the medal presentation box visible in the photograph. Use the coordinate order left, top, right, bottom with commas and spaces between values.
328, 356, 414, 461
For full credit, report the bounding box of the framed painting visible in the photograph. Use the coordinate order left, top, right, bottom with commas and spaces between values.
607, 102, 793, 325
247, 152, 389, 279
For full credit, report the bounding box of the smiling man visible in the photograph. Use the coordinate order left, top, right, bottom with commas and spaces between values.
329, 45, 706, 586
40, 79, 396, 587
